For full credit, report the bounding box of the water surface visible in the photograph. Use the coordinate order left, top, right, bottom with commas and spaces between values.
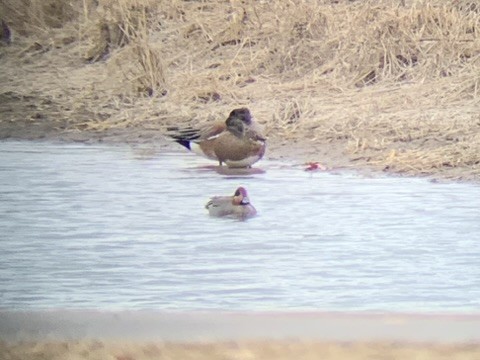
0, 141, 479, 312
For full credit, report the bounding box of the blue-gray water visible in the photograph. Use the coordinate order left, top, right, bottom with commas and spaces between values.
0, 141, 479, 312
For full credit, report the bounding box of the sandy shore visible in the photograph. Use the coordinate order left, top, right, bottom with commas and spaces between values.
3, 340, 480, 360
1, 311, 480, 359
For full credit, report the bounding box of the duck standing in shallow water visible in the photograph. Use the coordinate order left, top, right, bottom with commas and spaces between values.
205, 187, 257, 219
167, 108, 266, 168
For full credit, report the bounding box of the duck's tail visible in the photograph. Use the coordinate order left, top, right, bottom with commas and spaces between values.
166, 126, 201, 150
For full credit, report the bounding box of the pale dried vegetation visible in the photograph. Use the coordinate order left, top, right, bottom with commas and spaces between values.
0, 0, 479, 179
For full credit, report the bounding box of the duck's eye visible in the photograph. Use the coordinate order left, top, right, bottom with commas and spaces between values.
240, 112, 251, 125
234, 189, 241, 196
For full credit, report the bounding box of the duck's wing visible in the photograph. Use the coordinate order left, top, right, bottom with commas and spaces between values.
205, 195, 236, 217
205, 195, 230, 209
167, 121, 226, 143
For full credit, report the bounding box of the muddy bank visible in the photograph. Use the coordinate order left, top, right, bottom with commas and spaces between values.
0, 106, 355, 175
0, 92, 473, 183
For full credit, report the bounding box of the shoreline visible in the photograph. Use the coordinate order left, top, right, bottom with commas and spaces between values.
2, 310, 480, 359
1, 128, 477, 185
2, 310, 480, 342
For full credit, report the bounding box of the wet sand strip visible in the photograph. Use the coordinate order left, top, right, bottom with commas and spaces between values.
1, 311, 479, 359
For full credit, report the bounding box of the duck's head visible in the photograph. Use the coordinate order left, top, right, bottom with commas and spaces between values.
233, 186, 250, 205
228, 108, 252, 125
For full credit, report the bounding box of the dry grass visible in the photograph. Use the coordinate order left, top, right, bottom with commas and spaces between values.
0, 0, 479, 179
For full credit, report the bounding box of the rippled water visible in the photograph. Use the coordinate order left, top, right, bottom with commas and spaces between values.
1, 141, 479, 312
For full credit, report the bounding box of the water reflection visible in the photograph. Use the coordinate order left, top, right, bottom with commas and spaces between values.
0, 141, 479, 312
